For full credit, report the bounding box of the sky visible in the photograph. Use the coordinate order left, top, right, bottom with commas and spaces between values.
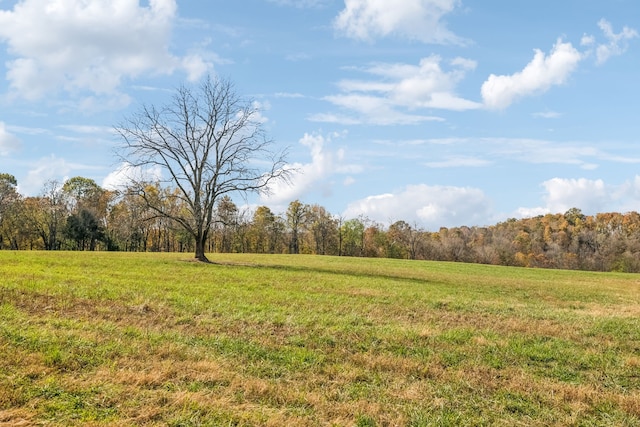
0, 0, 639, 230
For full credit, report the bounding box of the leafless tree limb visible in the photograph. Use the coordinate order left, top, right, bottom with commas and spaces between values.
115, 76, 289, 262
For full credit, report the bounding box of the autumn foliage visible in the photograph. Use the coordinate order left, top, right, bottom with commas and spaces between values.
1, 173, 640, 272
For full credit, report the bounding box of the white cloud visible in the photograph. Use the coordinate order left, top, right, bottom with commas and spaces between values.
516, 177, 609, 217
17, 154, 107, 196
541, 178, 608, 213
515, 206, 551, 218
52, 123, 115, 148
181, 54, 211, 82
343, 184, 492, 229
0, 0, 212, 102
532, 110, 562, 119
490, 137, 600, 168
57, 124, 114, 135
617, 176, 640, 213
517, 176, 640, 218
274, 92, 305, 99
285, 53, 312, 62
102, 162, 163, 191
307, 112, 362, 126
388, 56, 478, 109
18, 155, 75, 195
268, 0, 329, 8
594, 19, 638, 64
78, 93, 134, 113
261, 132, 362, 207
481, 39, 583, 110
313, 56, 480, 125
316, 94, 446, 125
334, 0, 464, 45
425, 156, 491, 168
5, 125, 51, 136
381, 136, 640, 171
345, 176, 640, 227
0, 121, 21, 155
581, 34, 596, 46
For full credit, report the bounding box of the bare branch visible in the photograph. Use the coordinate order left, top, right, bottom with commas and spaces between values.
115, 76, 289, 261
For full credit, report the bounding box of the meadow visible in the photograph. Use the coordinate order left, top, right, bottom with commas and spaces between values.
0, 251, 639, 426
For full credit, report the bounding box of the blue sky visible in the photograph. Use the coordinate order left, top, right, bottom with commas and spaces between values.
0, 0, 639, 230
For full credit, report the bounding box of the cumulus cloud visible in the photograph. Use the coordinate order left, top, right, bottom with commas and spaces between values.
0, 122, 21, 156
312, 56, 480, 125
482, 20, 637, 110
261, 132, 363, 207
515, 206, 551, 219
481, 39, 583, 110
0, 0, 212, 102
386, 56, 478, 108
102, 162, 163, 191
617, 176, 640, 212
343, 184, 492, 229
334, 0, 464, 45
541, 178, 608, 214
517, 177, 640, 218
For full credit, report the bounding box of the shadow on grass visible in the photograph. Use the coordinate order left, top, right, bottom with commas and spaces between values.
206, 258, 439, 288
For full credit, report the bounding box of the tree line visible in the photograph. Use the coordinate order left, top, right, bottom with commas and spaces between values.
1, 172, 640, 272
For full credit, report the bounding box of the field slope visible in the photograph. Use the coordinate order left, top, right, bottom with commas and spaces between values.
1, 251, 639, 426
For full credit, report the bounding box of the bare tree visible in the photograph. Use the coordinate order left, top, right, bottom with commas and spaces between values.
40, 180, 67, 250
116, 76, 289, 262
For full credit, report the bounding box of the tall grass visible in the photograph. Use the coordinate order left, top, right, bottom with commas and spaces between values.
1, 251, 639, 426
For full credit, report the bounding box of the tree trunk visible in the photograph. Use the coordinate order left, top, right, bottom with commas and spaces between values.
195, 234, 209, 262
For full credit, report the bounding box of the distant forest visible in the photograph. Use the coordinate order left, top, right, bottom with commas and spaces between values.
2, 173, 640, 273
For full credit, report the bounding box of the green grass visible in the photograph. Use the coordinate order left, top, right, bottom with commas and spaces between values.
1, 251, 639, 426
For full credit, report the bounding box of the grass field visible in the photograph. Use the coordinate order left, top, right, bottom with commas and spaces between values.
1, 251, 639, 426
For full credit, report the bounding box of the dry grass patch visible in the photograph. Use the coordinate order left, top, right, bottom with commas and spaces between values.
0, 409, 33, 426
